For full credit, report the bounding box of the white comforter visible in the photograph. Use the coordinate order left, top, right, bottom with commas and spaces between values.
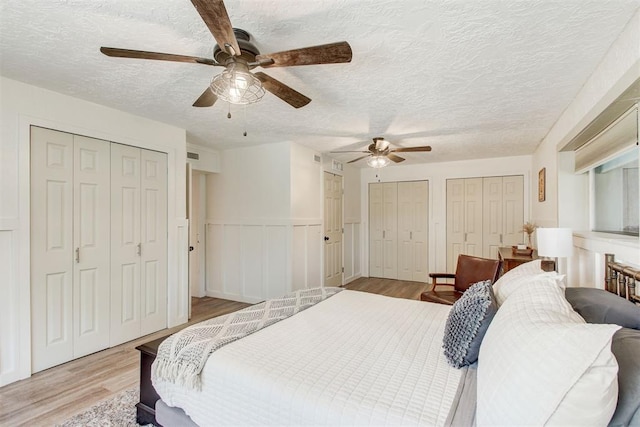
154, 290, 463, 426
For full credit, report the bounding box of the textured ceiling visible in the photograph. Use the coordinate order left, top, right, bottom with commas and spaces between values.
1, 0, 639, 166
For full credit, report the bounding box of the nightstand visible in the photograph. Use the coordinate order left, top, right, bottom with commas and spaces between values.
497, 247, 555, 274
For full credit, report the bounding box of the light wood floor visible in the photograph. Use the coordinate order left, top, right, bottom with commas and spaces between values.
0, 277, 430, 426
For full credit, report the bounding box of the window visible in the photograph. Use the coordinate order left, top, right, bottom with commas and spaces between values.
593, 148, 639, 236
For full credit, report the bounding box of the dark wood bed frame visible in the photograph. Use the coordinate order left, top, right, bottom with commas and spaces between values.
135, 253, 639, 425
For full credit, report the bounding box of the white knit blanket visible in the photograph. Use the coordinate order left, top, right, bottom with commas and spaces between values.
151, 287, 343, 390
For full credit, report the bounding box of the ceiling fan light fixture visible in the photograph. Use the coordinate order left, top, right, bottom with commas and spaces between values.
210, 61, 265, 105
367, 155, 390, 168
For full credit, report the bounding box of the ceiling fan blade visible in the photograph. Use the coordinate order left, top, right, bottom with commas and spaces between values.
330, 150, 370, 153
190, 0, 241, 56
391, 146, 433, 153
347, 155, 371, 164
192, 87, 217, 107
255, 41, 352, 68
254, 72, 311, 108
387, 153, 405, 163
100, 47, 217, 65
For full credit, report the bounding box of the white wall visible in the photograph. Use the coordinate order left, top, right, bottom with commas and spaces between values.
205, 142, 325, 302
186, 143, 221, 173
359, 155, 532, 276
0, 77, 188, 386
533, 10, 640, 285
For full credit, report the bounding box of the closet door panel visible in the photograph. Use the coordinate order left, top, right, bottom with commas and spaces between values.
110, 143, 141, 346
397, 182, 413, 281
73, 135, 111, 358
502, 175, 524, 247
369, 183, 384, 278
411, 181, 429, 282
446, 179, 464, 272
483, 177, 503, 259
382, 183, 397, 279
31, 127, 74, 372
464, 178, 483, 257
140, 149, 168, 336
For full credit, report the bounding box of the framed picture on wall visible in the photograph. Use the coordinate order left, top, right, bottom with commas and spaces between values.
538, 168, 546, 202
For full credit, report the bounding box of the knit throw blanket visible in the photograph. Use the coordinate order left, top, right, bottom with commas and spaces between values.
151, 287, 343, 391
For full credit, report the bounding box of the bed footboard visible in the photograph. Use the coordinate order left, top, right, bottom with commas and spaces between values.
136, 336, 168, 426
605, 253, 640, 305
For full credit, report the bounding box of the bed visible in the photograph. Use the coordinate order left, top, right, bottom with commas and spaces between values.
140, 255, 640, 426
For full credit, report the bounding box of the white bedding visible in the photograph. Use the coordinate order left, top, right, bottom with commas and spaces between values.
154, 290, 463, 426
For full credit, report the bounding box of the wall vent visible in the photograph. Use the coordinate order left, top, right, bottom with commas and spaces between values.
187, 151, 200, 160
313, 154, 321, 163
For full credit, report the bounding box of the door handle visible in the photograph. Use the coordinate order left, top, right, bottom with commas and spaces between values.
383, 230, 386, 239
75, 248, 80, 263
137, 243, 142, 256
324, 236, 329, 241
410, 231, 413, 240
189, 246, 195, 252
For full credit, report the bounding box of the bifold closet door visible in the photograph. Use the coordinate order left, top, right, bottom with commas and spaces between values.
398, 181, 428, 282
31, 128, 110, 372
110, 143, 167, 345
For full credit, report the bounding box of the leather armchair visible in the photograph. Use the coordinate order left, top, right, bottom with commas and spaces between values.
420, 254, 502, 305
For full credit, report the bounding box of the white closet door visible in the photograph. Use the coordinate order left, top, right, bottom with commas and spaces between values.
110, 143, 141, 346
369, 183, 384, 278
140, 149, 168, 336
502, 175, 524, 247
446, 179, 465, 272
73, 135, 111, 357
398, 181, 428, 282
382, 183, 398, 279
483, 177, 503, 259
31, 127, 74, 372
464, 178, 483, 257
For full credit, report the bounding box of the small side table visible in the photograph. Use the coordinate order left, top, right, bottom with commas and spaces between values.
136, 335, 169, 426
497, 247, 555, 274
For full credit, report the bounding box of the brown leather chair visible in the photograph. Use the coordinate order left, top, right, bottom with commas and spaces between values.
420, 254, 502, 305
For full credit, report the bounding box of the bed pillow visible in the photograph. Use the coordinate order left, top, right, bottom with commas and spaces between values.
477, 274, 620, 426
608, 328, 640, 427
492, 258, 565, 306
565, 287, 640, 329
442, 280, 497, 368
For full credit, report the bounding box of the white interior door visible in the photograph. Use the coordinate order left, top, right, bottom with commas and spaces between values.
110, 143, 141, 346
502, 175, 524, 247
188, 166, 205, 302
323, 172, 343, 287
140, 148, 167, 336
483, 177, 503, 259
31, 127, 74, 372
398, 181, 428, 282
382, 183, 398, 279
72, 135, 110, 358
464, 178, 483, 256
446, 179, 464, 272
369, 183, 384, 278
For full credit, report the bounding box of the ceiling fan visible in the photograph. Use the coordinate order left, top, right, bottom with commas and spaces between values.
100, 0, 352, 108
331, 137, 432, 167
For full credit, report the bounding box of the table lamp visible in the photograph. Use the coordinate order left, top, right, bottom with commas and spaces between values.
536, 227, 573, 272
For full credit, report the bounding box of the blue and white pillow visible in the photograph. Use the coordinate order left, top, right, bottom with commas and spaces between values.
442, 280, 497, 368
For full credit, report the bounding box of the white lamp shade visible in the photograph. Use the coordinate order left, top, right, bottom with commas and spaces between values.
536, 227, 573, 258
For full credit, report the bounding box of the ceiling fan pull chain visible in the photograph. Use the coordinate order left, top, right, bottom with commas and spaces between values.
243, 105, 248, 137
227, 102, 232, 119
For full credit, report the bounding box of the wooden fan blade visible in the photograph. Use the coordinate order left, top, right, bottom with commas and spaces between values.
390, 146, 432, 153
256, 41, 352, 68
190, 0, 240, 56
387, 153, 405, 163
329, 150, 370, 153
192, 87, 217, 107
254, 72, 311, 108
347, 155, 371, 164
100, 47, 217, 65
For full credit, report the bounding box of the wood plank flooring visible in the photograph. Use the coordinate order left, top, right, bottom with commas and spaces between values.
0, 278, 429, 426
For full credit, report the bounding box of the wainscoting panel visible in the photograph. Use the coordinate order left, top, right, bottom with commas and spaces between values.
205, 222, 324, 303
344, 221, 362, 284
0, 228, 18, 385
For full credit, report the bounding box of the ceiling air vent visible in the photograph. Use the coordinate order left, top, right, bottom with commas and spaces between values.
313, 155, 321, 163
187, 152, 199, 160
